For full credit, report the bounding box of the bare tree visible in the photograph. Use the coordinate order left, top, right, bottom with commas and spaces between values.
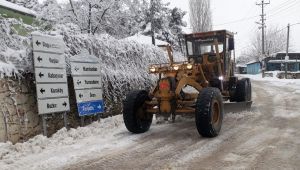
238, 26, 287, 64
242, 27, 286, 61
189, 0, 212, 32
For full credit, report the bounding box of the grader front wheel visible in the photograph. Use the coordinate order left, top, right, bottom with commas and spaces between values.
123, 90, 153, 134
195, 87, 224, 137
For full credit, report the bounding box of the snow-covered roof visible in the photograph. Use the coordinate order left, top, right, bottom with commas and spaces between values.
246, 60, 260, 65
268, 60, 300, 64
125, 34, 169, 46
270, 51, 300, 57
0, 0, 36, 16
236, 64, 246, 68
275, 51, 300, 54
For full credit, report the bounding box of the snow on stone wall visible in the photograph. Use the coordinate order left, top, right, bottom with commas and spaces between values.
0, 17, 168, 142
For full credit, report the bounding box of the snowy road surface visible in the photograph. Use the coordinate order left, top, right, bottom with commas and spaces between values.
1, 79, 300, 170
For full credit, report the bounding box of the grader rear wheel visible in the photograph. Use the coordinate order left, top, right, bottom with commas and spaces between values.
195, 87, 224, 138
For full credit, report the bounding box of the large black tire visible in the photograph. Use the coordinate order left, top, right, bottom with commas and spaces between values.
195, 87, 224, 138
123, 90, 153, 134
235, 78, 252, 102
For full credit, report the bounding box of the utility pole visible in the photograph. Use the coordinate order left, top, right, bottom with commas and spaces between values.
256, 0, 270, 77
285, 23, 290, 79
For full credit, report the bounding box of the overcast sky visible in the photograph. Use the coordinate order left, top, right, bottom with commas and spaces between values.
166, 0, 300, 57
46, 0, 300, 57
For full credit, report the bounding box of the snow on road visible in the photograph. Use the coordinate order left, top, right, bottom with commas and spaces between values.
240, 72, 300, 91
0, 75, 300, 170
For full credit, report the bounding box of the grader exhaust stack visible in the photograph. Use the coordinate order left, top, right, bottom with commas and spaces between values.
123, 30, 252, 137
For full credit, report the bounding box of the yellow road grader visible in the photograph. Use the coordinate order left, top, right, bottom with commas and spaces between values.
123, 30, 252, 137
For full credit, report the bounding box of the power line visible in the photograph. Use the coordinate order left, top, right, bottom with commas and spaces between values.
266, 0, 296, 13
212, 0, 299, 27
268, 0, 300, 19
213, 15, 258, 26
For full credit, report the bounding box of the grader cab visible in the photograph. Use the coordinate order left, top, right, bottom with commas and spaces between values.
123, 30, 252, 137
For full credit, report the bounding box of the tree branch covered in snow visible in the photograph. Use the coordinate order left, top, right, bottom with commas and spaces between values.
0, 16, 35, 77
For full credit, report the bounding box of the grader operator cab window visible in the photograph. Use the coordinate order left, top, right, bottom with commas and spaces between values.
186, 39, 224, 63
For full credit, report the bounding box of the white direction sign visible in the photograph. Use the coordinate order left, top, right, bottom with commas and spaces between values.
71, 62, 101, 76
37, 98, 70, 114
35, 68, 67, 83
73, 76, 102, 90
32, 33, 69, 115
75, 88, 102, 103
71, 57, 104, 116
32, 34, 65, 53
36, 84, 69, 99
34, 52, 65, 68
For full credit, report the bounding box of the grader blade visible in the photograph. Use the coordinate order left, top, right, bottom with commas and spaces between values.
224, 101, 252, 113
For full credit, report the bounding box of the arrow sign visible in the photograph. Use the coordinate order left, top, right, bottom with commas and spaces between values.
32, 34, 65, 54
75, 89, 103, 103
39, 72, 44, 78
37, 98, 70, 114
35, 68, 67, 83
36, 84, 69, 99
73, 76, 102, 90
37, 56, 42, 62
36, 40, 41, 46
33, 52, 65, 68
40, 88, 45, 94
77, 100, 104, 116
71, 62, 101, 76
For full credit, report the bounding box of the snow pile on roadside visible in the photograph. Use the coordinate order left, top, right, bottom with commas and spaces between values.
226, 111, 261, 120
0, 115, 124, 166
239, 72, 300, 89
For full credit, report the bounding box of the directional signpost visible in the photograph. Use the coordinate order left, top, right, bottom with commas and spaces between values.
71, 54, 104, 121
32, 33, 69, 136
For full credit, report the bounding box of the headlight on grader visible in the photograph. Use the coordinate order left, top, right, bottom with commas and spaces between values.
173, 65, 179, 71
149, 66, 156, 73
186, 64, 193, 70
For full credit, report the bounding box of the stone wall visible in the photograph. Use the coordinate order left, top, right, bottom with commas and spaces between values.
0, 74, 40, 143
0, 74, 101, 144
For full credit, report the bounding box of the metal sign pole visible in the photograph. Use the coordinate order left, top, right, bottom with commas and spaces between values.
42, 115, 47, 136
63, 112, 68, 129
81, 116, 85, 127
97, 113, 101, 122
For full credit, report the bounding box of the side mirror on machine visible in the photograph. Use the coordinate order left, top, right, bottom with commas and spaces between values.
229, 38, 235, 51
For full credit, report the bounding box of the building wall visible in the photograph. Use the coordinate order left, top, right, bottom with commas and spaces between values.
266, 63, 300, 72
247, 63, 261, 75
